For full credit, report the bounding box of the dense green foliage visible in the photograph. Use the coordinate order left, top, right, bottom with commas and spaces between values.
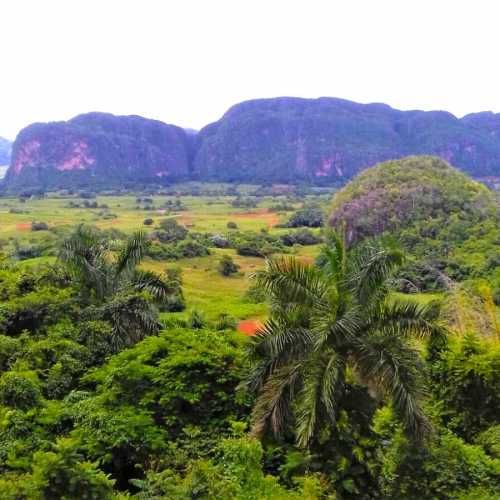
330, 157, 500, 297
0, 166, 499, 498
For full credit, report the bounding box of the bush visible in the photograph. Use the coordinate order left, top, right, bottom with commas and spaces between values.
157, 218, 188, 242
29, 438, 115, 499
31, 221, 49, 231
236, 243, 264, 257
218, 255, 240, 276
0, 371, 42, 409
159, 268, 185, 312
143, 218, 154, 226
177, 239, 210, 258
430, 335, 500, 440
188, 309, 206, 329
227, 221, 238, 230
282, 206, 324, 228
215, 313, 237, 331
280, 229, 322, 246
210, 234, 230, 248
375, 426, 500, 499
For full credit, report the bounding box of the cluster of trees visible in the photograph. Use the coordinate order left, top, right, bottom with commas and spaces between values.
143, 218, 322, 262
0, 226, 498, 498
280, 204, 325, 228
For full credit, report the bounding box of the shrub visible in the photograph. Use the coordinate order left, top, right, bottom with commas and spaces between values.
280, 229, 322, 246
227, 221, 238, 230
188, 309, 206, 329
430, 335, 500, 440
155, 218, 188, 243
31, 221, 49, 231
177, 239, 210, 258
210, 234, 230, 248
218, 255, 240, 276
0, 371, 42, 410
29, 438, 115, 499
215, 313, 237, 331
376, 426, 500, 499
282, 206, 324, 228
143, 218, 154, 226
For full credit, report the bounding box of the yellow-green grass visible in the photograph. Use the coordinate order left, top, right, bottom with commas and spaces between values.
0, 194, 302, 241
0, 192, 326, 323
144, 245, 322, 322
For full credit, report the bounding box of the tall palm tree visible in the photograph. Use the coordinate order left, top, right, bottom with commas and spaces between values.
244, 232, 447, 448
59, 225, 176, 348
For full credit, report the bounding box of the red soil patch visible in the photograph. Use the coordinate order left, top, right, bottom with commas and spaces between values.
238, 319, 264, 336
111, 219, 121, 225
15, 223, 31, 231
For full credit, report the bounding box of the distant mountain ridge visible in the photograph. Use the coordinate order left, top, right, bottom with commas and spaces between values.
3, 113, 191, 191
3, 97, 500, 191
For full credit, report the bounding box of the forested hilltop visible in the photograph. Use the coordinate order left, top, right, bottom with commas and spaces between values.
4, 97, 500, 192
0, 156, 499, 498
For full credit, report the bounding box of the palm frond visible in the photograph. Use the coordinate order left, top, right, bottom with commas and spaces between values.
250, 363, 301, 439
352, 334, 431, 442
58, 225, 109, 300
320, 353, 345, 423
371, 298, 449, 344
252, 257, 327, 308
106, 294, 161, 350
115, 231, 149, 278
312, 302, 362, 350
295, 359, 322, 448
130, 269, 176, 303
252, 318, 314, 359
350, 241, 405, 306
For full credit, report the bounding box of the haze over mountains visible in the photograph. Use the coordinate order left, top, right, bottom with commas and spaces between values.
3, 97, 500, 191
0, 137, 11, 165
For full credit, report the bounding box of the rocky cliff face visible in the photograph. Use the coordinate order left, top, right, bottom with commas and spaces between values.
193, 97, 500, 184
4, 98, 500, 191
0, 137, 11, 166
3, 113, 191, 191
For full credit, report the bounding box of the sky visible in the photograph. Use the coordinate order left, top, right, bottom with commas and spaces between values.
1, 0, 500, 140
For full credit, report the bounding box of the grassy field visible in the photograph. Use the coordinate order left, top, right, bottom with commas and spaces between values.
0, 192, 324, 325
1, 189, 498, 336
0, 193, 312, 240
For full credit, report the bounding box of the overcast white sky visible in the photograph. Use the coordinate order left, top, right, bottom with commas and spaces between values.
1, 0, 500, 139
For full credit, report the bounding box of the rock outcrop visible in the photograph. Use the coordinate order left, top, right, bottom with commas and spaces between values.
3, 113, 191, 190
193, 97, 500, 184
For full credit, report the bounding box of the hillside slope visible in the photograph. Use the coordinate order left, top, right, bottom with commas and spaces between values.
329, 155, 500, 290
4, 97, 500, 190
3, 113, 191, 191
193, 98, 500, 184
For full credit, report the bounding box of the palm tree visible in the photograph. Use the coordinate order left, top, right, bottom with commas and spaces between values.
244, 232, 447, 448
59, 225, 176, 348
